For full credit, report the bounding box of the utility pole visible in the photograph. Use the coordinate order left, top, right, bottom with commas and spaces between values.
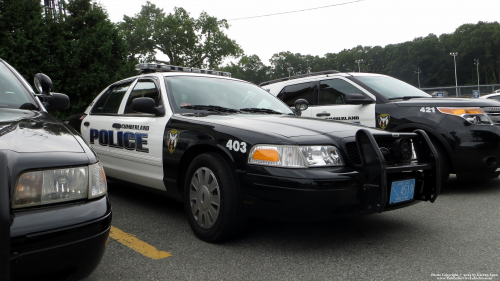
474, 59, 480, 91
355, 59, 363, 73
450, 52, 459, 97
287, 67, 294, 77
414, 67, 422, 89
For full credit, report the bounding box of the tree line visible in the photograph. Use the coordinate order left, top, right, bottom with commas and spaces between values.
1, 0, 499, 119
223, 22, 500, 87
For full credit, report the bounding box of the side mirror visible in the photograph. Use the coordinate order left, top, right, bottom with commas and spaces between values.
131, 97, 165, 116
34, 73, 52, 96
44, 93, 70, 110
294, 99, 309, 111
345, 93, 374, 105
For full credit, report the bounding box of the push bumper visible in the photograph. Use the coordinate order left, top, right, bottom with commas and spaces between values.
10, 196, 112, 281
239, 130, 440, 221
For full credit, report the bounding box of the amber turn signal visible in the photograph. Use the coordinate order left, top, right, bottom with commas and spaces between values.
252, 149, 280, 162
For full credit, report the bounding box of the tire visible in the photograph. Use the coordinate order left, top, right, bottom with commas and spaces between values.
184, 152, 246, 242
430, 139, 451, 185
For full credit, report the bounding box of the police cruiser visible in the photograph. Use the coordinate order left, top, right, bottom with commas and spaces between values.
0, 59, 110, 280
261, 71, 500, 184
70, 63, 440, 242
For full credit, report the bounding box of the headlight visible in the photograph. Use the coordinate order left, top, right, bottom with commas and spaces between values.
13, 162, 107, 208
248, 145, 343, 167
437, 107, 492, 124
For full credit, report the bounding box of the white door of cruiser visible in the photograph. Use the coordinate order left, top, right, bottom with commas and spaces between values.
102, 77, 171, 190
308, 78, 376, 127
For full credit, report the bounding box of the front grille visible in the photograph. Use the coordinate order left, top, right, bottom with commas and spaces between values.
345, 142, 362, 165
481, 107, 500, 126
487, 113, 500, 126
345, 139, 407, 165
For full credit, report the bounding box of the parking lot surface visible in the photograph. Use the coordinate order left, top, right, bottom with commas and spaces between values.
84, 176, 500, 281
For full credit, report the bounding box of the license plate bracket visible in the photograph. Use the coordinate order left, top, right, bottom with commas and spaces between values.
389, 179, 415, 204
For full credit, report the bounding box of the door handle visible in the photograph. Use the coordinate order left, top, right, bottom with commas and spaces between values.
83, 122, 90, 126
112, 123, 122, 129
316, 112, 331, 117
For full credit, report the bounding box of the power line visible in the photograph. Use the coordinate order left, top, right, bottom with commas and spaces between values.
227, 0, 364, 21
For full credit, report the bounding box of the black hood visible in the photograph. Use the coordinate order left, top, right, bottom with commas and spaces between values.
0, 109, 85, 153
178, 113, 385, 140
394, 98, 498, 107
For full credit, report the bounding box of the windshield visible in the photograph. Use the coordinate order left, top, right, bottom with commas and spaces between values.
165, 76, 294, 114
0, 61, 39, 110
355, 75, 431, 99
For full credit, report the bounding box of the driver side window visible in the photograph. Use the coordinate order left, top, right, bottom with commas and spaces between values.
123, 80, 161, 114
318, 79, 364, 106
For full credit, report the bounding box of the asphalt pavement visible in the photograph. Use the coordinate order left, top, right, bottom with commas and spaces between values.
84, 176, 500, 281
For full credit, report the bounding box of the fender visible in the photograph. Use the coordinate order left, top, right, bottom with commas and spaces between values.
163, 135, 237, 198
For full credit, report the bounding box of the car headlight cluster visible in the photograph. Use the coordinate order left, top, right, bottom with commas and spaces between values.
13, 162, 107, 208
248, 145, 343, 168
437, 107, 492, 125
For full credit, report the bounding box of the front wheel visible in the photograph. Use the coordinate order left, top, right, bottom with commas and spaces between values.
184, 152, 246, 242
430, 139, 451, 185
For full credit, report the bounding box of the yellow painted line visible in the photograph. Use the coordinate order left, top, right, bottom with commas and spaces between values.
109, 226, 172, 260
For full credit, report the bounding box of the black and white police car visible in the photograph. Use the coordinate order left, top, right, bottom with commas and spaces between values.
69, 63, 441, 242
0, 59, 110, 280
261, 71, 500, 184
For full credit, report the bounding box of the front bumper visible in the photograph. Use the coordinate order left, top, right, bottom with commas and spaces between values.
10, 196, 112, 281
239, 130, 440, 221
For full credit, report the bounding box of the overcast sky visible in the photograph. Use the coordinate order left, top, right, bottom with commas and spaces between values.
96, 0, 499, 65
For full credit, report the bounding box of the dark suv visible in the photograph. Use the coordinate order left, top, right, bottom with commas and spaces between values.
262, 71, 500, 184
0, 59, 110, 281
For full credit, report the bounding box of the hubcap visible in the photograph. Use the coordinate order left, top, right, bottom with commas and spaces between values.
189, 167, 220, 229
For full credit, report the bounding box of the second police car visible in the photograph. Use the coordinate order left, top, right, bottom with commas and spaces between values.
260, 71, 500, 184
71, 64, 441, 242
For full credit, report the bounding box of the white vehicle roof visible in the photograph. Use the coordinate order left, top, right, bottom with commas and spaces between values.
260, 71, 387, 95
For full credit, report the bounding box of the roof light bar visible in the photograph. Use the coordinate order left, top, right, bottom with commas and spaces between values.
135, 63, 231, 77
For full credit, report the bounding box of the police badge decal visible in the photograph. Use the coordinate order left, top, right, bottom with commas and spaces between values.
377, 114, 390, 130
167, 129, 180, 154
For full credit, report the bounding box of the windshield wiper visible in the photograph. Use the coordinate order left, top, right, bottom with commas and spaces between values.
240, 108, 284, 114
388, 96, 428, 100
181, 105, 240, 113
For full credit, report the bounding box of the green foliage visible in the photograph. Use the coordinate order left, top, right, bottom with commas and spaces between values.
268, 51, 323, 79
262, 21, 500, 87
119, 1, 242, 68
0, 0, 49, 76
0, 0, 136, 119
219, 55, 271, 84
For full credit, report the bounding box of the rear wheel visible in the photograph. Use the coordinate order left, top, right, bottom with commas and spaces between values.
184, 152, 245, 242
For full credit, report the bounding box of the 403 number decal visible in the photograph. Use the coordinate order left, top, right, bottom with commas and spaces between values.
420, 107, 435, 113
226, 139, 247, 153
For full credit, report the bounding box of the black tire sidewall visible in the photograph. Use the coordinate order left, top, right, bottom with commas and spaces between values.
183, 152, 243, 242
430, 138, 451, 184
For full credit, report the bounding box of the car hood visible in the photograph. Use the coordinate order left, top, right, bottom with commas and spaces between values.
394, 98, 499, 107
178, 113, 383, 140
0, 109, 85, 153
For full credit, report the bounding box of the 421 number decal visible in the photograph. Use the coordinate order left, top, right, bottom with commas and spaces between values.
226, 139, 247, 153
420, 107, 435, 113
